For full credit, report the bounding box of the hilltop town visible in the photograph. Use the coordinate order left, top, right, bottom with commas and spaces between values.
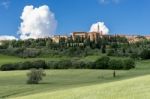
52, 31, 150, 43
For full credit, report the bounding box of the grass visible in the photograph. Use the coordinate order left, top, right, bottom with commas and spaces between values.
0, 54, 69, 65
0, 53, 130, 66
0, 54, 149, 98
0, 54, 101, 65
13, 75, 150, 99
0, 70, 123, 98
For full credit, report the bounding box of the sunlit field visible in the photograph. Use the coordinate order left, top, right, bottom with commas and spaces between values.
0, 58, 149, 98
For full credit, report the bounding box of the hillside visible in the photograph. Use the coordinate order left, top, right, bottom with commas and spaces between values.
0, 54, 149, 99
13, 75, 150, 99
0, 59, 148, 98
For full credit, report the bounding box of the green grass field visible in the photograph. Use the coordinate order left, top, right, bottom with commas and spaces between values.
0, 54, 149, 99
0, 54, 100, 65
13, 75, 150, 99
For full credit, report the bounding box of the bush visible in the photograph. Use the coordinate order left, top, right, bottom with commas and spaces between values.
130, 52, 139, 59
27, 68, 46, 84
0, 58, 135, 71
107, 49, 115, 56
22, 49, 41, 58
123, 59, 135, 70
95, 56, 110, 69
58, 60, 72, 69
47, 60, 71, 69
85, 61, 96, 69
20, 61, 32, 70
71, 61, 81, 69
32, 60, 47, 69
0, 60, 48, 71
0, 64, 16, 71
108, 59, 124, 70
140, 49, 150, 59
47, 61, 59, 69
47, 60, 93, 69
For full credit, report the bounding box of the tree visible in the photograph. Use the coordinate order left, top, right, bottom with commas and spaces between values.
123, 59, 135, 70
101, 44, 106, 53
108, 59, 123, 77
27, 68, 46, 84
46, 39, 53, 48
95, 56, 110, 69
140, 49, 150, 59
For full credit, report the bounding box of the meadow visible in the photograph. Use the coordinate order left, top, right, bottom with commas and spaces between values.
0, 54, 149, 99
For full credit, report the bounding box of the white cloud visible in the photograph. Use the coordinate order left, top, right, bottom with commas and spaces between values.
18, 5, 57, 40
0, 35, 17, 41
90, 22, 109, 35
1, 1, 10, 9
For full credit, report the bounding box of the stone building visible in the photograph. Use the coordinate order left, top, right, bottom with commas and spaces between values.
52, 35, 68, 43
72, 31, 103, 41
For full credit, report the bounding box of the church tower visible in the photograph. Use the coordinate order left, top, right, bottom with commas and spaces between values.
97, 23, 100, 33
98, 24, 102, 35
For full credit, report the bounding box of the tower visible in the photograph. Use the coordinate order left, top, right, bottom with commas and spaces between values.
97, 23, 100, 33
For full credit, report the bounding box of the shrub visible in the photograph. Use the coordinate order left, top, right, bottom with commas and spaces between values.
58, 60, 72, 69
0, 64, 16, 71
79, 61, 87, 69
0, 60, 48, 71
32, 60, 47, 69
20, 61, 32, 70
71, 61, 81, 69
95, 56, 110, 69
22, 49, 41, 58
47, 61, 59, 69
27, 68, 46, 84
123, 59, 135, 70
101, 46, 106, 53
86, 61, 96, 69
130, 52, 139, 59
108, 59, 124, 70
140, 49, 150, 59
0, 58, 135, 71
107, 49, 115, 56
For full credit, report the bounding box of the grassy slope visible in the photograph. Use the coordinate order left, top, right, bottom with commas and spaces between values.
0, 54, 149, 98
0, 60, 149, 98
0, 54, 69, 65
13, 75, 150, 99
0, 70, 129, 98
0, 54, 100, 65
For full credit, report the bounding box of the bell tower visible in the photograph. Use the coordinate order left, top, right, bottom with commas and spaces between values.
97, 23, 100, 33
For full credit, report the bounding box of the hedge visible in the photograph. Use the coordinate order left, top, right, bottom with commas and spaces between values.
0, 60, 47, 71
0, 58, 135, 71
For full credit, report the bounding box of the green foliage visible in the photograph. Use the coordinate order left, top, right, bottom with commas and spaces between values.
123, 59, 135, 70
47, 60, 94, 69
0, 57, 135, 71
0, 60, 47, 71
101, 45, 106, 53
140, 49, 150, 59
130, 52, 139, 59
108, 59, 123, 70
0, 35, 128, 57
107, 49, 115, 56
108, 58, 135, 70
95, 56, 110, 69
0, 48, 41, 58
27, 68, 46, 84
0, 63, 18, 71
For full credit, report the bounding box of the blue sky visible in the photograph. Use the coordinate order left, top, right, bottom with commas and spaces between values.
0, 0, 150, 37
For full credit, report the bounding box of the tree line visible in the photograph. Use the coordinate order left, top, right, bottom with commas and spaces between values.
0, 56, 135, 71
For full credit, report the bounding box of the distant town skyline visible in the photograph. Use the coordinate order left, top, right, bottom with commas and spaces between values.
0, 0, 150, 40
